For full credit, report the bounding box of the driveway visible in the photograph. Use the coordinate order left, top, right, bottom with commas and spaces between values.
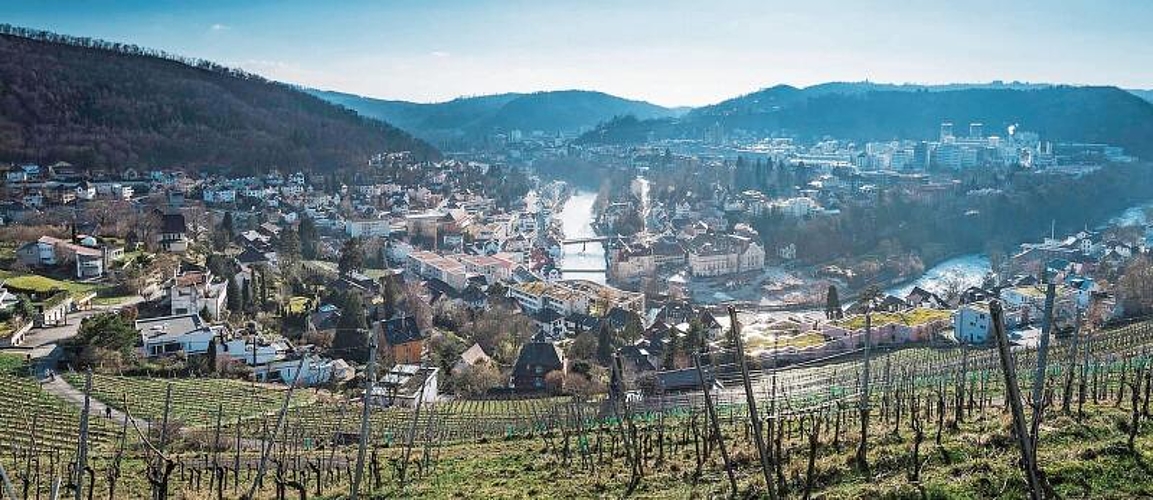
12, 295, 144, 350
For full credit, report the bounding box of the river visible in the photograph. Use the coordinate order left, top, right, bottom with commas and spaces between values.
557, 189, 607, 284
886, 254, 991, 297
553, 182, 1152, 306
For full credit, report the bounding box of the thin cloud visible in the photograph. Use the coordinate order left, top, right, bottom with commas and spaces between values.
430, 51, 450, 58
209, 23, 230, 32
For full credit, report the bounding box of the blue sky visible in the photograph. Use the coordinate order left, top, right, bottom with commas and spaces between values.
2, 0, 1150, 107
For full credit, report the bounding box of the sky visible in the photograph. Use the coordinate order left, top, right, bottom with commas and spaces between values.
2, 0, 1151, 107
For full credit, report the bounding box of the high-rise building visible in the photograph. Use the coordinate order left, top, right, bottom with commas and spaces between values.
913, 141, 931, 170
939, 122, 954, 142
969, 122, 984, 138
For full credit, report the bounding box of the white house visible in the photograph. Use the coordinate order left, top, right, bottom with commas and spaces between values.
253, 354, 353, 386
203, 187, 237, 204
219, 336, 291, 365
345, 218, 391, 238
15, 235, 106, 279
687, 234, 765, 277
169, 268, 228, 319
138, 314, 215, 357
370, 364, 439, 408
953, 301, 1026, 344
111, 184, 134, 200
5, 170, 28, 183
74, 181, 96, 201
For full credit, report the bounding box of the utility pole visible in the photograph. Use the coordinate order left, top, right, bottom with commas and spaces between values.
856, 308, 873, 475
694, 352, 737, 495
1030, 282, 1057, 454
0, 460, 16, 500
73, 369, 93, 500
399, 364, 429, 489
991, 301, 1042, 500
246, 354, 307, 499
351, 326, 378, 499
729, 306, 776, 499
1063, 307, 1084, 413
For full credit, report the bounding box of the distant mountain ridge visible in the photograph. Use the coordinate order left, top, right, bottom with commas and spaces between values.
309, 89, 683, 147
579, 83, 1153, 160
313, 81, 1153, 151
1130, 89, 1153, 104
0, 25, 437, 173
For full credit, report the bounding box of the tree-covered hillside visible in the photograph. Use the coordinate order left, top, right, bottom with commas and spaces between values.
0, 26, 438, 173
311, 89, 681, 147
582, 85, 1153, 159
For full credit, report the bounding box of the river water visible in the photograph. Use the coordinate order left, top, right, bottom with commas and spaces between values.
557, 189, 607, 284
554, 186, 993, 294
887, 254, 991, 297
554, 183, 1153, 303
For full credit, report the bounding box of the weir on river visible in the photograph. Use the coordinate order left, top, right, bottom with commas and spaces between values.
557, 189, 609, 284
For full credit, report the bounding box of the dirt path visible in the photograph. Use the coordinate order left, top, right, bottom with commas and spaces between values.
41, 375, 149, 430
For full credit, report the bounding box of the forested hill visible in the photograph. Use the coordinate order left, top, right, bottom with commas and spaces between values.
310, 89, 682, 147
579, 85, 1153, 159
0, 26, 438, 173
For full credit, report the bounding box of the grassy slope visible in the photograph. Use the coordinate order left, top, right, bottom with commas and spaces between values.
0, 269, 102, 298
360, 404, 1153, 499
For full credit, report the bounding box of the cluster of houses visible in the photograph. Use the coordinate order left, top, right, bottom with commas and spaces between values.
6, 134, 1146, 407
607, 226, 767, 284
136, 312, 354, 385
12, 155, 648, 401
0, 162, 183, 224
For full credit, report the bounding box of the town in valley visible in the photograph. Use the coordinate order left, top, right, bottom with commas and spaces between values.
0, 3, 1152, 498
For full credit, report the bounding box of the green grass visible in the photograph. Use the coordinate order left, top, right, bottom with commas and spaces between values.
837, 307, 952, 330
0, 241, 17, 262
0, 352, 24, 375
747, 331, 826, 350
346, 402, 1153, 499
362, 268, 393, 279
0, 270, 102, 300
287, 295, 312, 314
91, 294, 135, 306
114, 249, 146, 264
303, 259, 339, 275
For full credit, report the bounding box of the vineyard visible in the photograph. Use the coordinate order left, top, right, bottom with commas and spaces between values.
2, 310, 1153, 498
59, 373, 323, 427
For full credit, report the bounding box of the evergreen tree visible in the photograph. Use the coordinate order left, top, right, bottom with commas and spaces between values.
663, 333, 680, 370
242, 279, 252, 311
622, 315, 643, 343
685, 318, 705, 354
257, 266, 268, 307
596, 322, 613, 366
331, 294, 371, 362
226, 275, 241, 313
206, 337, 218, 373
825, 285, 844, 320
338, 237, 365, 276
337, 293, 368, 330
278, 226, 301, 266
299, 216, 319, 259
222, 211, 235, 238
